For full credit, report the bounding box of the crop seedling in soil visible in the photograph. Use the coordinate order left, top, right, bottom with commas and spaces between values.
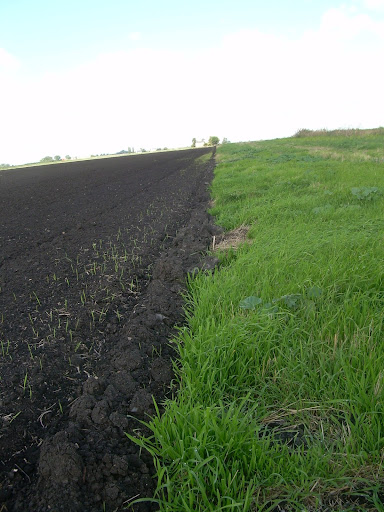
1, 339, 11, 358
27, 342, 34, 360
30, 291, 41, 310
9, 411, 21, 424
22, 372, 28, 394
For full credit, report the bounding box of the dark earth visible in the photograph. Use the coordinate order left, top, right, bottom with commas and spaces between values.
0, 148, 221, 511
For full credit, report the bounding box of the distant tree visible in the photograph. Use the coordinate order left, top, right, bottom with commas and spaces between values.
0, 163, 11, 169
41, 156, 53, 162
127, 147, 134, 153
65, 155, 71, 160
191, 137, 196, 148
140, 148, 147, 153
222, 137, 230, 144
163, 147, 168, 151
156, 148, 162, 151
54, 155, 61, 161
208, 136, 220, 146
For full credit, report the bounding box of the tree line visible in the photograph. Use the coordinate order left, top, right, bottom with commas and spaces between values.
191, 136, 230, 147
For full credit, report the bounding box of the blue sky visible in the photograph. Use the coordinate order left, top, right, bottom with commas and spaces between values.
1, 0, 384, 164
0, 0, 337, 78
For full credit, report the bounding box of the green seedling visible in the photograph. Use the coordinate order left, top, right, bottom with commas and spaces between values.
32, 291, 41, 306
9, 411, 21, 423
80, 290, 87, 305
22, 372, 28, 393
1, 339, 11, 358
27, 342, 34, 360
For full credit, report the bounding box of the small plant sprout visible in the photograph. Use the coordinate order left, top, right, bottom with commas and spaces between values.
22, 371, 28, 393
27, 342, 34, 360
1, 339, 11, 358
32, 291, 41, 307
9, 411, 21, 424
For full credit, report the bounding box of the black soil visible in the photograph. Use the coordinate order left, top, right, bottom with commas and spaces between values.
0, 148, 220, 511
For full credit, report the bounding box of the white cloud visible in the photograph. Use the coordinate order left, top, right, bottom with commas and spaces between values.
1, 4, 384, 165
363, 0, 384, 11
319, 5, 384, 40
205, 6, 384, 141
0, 48, 19, 69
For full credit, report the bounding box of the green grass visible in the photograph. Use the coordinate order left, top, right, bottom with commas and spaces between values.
129, 130, 384, 511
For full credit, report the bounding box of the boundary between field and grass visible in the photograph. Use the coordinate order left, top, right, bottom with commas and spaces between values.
0, 146, 214, 172
129, 129, 384, 511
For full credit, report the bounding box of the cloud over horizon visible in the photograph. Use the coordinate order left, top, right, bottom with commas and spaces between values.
1, 2, 383, 165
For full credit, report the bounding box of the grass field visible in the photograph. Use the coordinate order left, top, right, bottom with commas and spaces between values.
131, 129, 384, 511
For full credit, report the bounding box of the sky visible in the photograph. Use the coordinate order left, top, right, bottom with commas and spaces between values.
1, 0, 384, 165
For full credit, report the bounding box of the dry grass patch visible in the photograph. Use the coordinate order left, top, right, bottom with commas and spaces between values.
213, 224, 251, 251
294, 145, 384, 162
293, 127, 384, 138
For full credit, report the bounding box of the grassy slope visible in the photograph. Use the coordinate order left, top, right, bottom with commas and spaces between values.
131, 131, 384, 511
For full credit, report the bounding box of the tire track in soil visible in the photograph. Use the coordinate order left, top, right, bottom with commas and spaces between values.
0, 148, 221, 511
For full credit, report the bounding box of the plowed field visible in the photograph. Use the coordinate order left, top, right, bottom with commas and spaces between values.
0, 148, 219, 511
